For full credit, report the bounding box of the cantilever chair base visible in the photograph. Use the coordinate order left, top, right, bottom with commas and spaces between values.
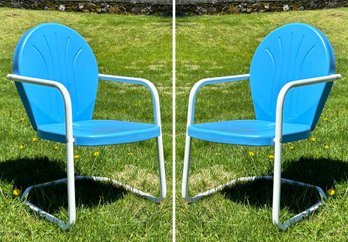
183, 175, 326, 230
22, 175, 164, 230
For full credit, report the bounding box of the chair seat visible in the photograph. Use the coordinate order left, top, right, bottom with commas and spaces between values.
37, 120, 160, 146
188, 120, 311, 146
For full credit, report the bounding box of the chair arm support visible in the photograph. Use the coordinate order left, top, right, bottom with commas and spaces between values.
7, 74, 74, 143
187, 74, 250, 126
98, 74, 162, 126
274, 74, 341, 143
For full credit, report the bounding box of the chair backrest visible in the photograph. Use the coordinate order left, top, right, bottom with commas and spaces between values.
250, 23, 336, 130
13, 23, 99, 130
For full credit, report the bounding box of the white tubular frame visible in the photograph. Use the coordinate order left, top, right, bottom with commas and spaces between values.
182, 74, 250, 202
185, 74, 250, 126
8, 74, 76, 229
7, 73, 166, 230
182, 73, 341, 230
98, 74, 162, 125
272, 74, 341, 229
98, 74, 166, 201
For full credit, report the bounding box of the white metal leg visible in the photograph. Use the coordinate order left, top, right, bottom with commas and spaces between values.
156, 135, 166, 202
182, 135, 327, 229
272, 137, 282, 226
21, 137, 166, 230
66, 138, 76, 226
270, 139, 328, 230
183, 174, 327, 229
21, 175, 162, 229
182, 136, 193, 202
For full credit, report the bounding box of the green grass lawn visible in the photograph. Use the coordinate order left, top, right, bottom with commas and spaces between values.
176, 9, 348, 241
2, 6, 348, 242
0, 8, 172, 241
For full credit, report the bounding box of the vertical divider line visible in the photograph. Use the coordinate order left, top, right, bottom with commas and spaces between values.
172, 0, 176, 241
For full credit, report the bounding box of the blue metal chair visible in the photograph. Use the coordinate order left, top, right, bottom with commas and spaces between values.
7, 23, 166, 229
182, 23, 341, 229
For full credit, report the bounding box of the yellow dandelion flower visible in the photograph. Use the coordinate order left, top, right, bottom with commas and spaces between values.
290, 146, 294, 150
13, 188, 21, 197
128, 152, 133, 156
309, 137, 316, 142
32, 137, 38, 142
327, 188, 336, 196
19, 145, 24, 149
74, 155, 80, 159
248, 151, 255, 157
93, 151, 100, 157
268, 155, 274, 159
54, 146, 59, 150
324, 145, 329, 149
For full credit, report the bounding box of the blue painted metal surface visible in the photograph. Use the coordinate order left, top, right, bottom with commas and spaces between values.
189, 120, 310, 146
14, 23, 99, 130
189, 23, 336, 146
250, 23, 335, 130
38, 120, 160, 146
13, 23, 160, 145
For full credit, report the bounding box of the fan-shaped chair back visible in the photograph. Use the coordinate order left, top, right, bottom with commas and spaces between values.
13, 23, 99, 130
250, 23, 336, 130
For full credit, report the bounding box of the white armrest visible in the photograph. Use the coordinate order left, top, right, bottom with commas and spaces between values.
7, 74, 74, 143
98, 74, 162, 126
187, 74, 250, 126
274, 74, 342, 143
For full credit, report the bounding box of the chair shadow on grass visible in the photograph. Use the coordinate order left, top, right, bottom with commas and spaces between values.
221, 157, 348, 214
0, 157, 127, 214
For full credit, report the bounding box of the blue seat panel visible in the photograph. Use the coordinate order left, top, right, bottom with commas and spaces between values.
188, 120, 311, 146
37, 120, 160, 146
